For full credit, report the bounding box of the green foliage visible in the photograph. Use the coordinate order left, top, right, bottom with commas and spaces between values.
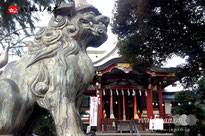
0, 0, 68, 33
79, 95, 87, 115
112, 0, 205, 86
171, 77, 205, 136
0, 0, 68, 56
33, 113, 56, 136
195, 77, 205, 103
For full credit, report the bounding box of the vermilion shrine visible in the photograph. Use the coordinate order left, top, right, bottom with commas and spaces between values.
82, 53, 178, 132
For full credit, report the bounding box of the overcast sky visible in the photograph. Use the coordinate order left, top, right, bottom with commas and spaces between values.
3, 0, 186, 68
0, 0, 184, 91
35, 0, 117, 51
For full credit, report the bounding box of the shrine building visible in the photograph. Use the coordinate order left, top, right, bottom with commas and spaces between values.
81, 46, 179, 132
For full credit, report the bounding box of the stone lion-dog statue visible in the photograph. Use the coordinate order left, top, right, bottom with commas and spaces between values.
0, 0, 109, 135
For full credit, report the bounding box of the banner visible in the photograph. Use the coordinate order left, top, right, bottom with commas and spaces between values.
149, 119, 164, 130
90, 97, 98, 126
86, 126, 91, 133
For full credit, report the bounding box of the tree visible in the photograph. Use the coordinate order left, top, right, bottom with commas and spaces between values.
0, 0, 68, 56
112, 0, 205, 86
171, 76, 205, 136
0, 0, 69, 33
33, 113, 56, 136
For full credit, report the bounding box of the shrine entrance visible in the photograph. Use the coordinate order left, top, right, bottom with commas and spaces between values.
89, 61, 177, 133
102, 89, 140, 121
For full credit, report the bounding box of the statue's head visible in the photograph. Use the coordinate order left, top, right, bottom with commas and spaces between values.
52, 0, 110, 48
26, 0, 109, 67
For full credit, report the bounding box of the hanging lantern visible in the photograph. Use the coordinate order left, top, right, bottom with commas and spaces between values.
127, 89, 130, 96
116, 89, 119, 96
121, 89, 124, 96
110, 89, 112, 96
132, 89, 135, 96
139, 89, 142, 96
103, 89, 105, 96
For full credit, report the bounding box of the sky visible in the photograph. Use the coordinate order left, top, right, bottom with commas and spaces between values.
35, 0, 117, 51
2, 0, 186, 68
81, 0, 185, 92
86, 0, 186, 68
1, 0, 117, 60
18, 0, 118, 62
86, 0, 186, 67
0, 0, 184, 91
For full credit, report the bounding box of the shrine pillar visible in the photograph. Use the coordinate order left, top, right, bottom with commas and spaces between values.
117, 89, 121, 119
118, 95, 122, 119
133, 89, 139, 119
96, 85, 103, 126
122, 89, 126, 120
110, 89, 115, 119
146, 84, 154, 118
158, 82, 164, 118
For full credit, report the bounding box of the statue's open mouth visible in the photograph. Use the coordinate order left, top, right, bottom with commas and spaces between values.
94, 26, 107, 35
92, 25, 107, 39
87, 26, 108, 47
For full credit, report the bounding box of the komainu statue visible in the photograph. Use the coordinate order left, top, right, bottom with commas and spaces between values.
0, 0, 109, 135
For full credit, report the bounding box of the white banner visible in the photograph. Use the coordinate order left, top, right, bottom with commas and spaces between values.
149, 119, 164, 130
86, 126, 91, 133
90, 97, 98, 126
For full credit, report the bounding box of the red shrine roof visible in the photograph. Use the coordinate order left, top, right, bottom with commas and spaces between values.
94, 57, 179, 76
90, 46, 182, 92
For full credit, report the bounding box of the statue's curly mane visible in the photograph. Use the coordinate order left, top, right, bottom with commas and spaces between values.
25, 15, 83, 107
0, 1, 109, 135
26, 15, 80, 68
